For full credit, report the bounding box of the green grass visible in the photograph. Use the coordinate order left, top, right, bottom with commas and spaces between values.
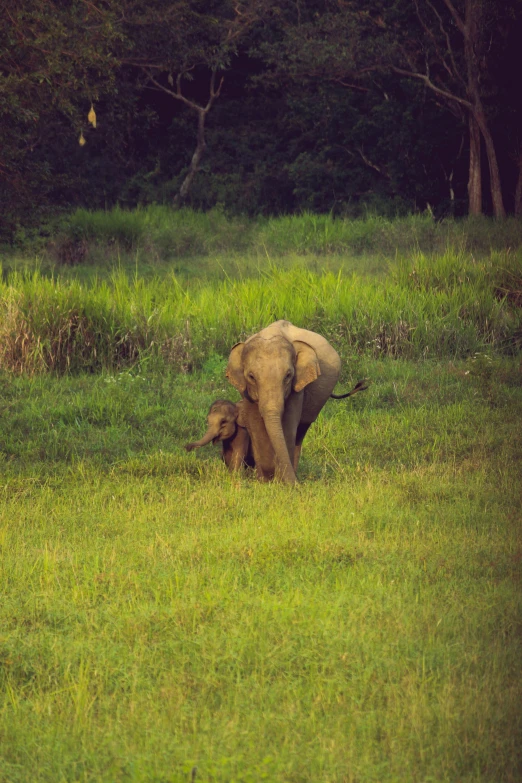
1, 251, 521, 374
4, 209, 522, 278
50, 208, 522, 260
1, 356, 521, 782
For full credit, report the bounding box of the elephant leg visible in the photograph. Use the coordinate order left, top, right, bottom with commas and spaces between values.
256, 464, 274, 482
224, 427, 251, 472
293, 421, 312, 472
252, 434, 276, 480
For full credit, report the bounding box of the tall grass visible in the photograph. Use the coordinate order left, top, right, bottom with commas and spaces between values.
1, 251, 521, 374
45, 207, 522, 264
51, 206, 255, 261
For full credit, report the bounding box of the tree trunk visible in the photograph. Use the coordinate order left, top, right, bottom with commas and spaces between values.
467, 114, 482, 215
515, 148, 522, 217
474, 108, 506, 218
141, 70, 222, 207
175, 108, 207, 206
464, 0, 506, 218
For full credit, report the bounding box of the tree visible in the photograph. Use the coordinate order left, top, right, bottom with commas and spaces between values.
256, 0, 516, 217
117, 0, 267, 204
0, 0, 270, 223
391, 0, 509, 218
0, 0, 119, 230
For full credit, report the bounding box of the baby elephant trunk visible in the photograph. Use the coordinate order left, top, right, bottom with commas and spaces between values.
185, 426, 220, 452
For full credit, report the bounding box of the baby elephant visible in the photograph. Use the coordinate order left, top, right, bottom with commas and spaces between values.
185, 399, 254, 472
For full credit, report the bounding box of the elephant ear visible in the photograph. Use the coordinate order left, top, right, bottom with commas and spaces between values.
293, 340, 321, 392
226, 342, 246, 393
236, 401, 247, 428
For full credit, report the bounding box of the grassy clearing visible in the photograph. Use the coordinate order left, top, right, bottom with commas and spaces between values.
1, 357, 521, 782
1, 229, 521, 780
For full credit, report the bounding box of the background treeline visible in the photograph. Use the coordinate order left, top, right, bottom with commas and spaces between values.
1, 0, 521, 244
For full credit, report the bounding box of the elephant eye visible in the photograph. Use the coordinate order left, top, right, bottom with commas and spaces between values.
247, 372, 255, 382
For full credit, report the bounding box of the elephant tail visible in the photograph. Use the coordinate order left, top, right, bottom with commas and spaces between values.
330, 379, 369, 400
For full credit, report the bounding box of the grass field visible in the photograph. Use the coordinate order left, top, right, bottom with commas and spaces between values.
1, 212, 522, 781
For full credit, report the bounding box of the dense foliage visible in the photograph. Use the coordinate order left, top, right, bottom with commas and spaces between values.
1, 0, 521, 240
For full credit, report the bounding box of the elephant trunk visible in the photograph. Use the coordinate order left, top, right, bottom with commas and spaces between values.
261, 405, 297, 484
185, 426, 219, 452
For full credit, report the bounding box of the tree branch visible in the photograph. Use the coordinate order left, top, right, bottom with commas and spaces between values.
143, 69, 223, 115
392, 66, 472, 110
357, 148, 390, 178
425, 0, 465, 89
442, 0, 466, 36
205, 69, 224, 109
143, 70, 202, 111
80, 0, 105, 18
332, 78, 369, 93
414, 0, 449, 76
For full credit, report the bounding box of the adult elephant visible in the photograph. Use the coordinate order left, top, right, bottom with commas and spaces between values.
226, 320, 342, 484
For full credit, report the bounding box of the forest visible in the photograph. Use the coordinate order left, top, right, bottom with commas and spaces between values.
2, 0, 522, 243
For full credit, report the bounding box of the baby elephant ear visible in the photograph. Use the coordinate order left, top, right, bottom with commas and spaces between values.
226, 342, 246, 393
293, 340, 321, 392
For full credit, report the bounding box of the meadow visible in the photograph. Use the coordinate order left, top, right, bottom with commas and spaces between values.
1, 210, 521, 782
